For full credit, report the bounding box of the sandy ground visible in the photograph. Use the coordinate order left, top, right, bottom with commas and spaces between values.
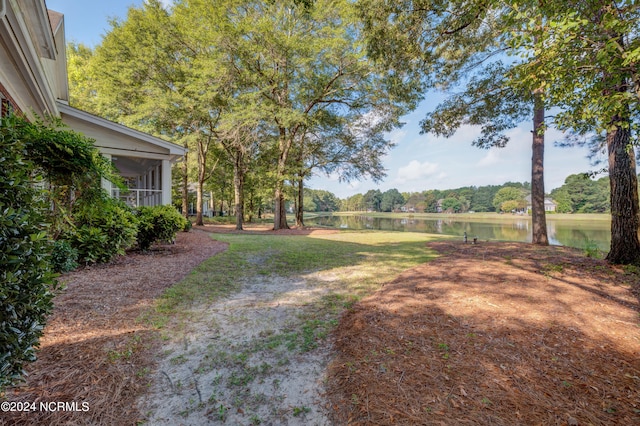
140, 273, 334, 425
5, 226, 640, 425
137, 224, 342, 425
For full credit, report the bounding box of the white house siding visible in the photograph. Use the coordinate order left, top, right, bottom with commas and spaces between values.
58, 103, 185, 207
0, 0, 186, 207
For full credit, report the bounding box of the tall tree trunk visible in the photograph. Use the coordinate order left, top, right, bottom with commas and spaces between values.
233, 152, 244, 231
295, 176, 305, 227
273, 187, 289, 230
247, 190, 254, 223
605, 116, 640, 264
531, 90, 548, 245
195, 181, 204, 226
273, 132, 291, 230
218, 173, 225, 216
181, 149, 189, 219
195, 149, 205, 226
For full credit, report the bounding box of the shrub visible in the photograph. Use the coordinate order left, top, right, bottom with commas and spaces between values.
71, 189, 138, 264
50, 239, 79, 273
21, 116, 124, 239
0, 115, 58, 391
71, 225, 110, 264
136, 205, 189, 250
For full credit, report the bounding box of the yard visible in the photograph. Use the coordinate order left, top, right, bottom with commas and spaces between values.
2, 226, 639, 425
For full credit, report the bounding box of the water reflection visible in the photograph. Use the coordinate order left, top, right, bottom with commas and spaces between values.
306, 215, 611, 251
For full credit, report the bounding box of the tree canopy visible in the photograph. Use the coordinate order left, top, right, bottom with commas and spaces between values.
66, 0, 640, 263
69, 0, 416, 230
356, 0, 640, 262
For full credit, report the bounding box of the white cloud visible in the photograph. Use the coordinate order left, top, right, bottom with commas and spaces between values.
396, 160, 440, 183
477, 149, 502, 167
386, 128, 408, 146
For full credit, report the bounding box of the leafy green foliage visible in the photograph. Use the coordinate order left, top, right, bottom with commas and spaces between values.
493, 187, 527, 213
341, 181, 555, 214
0, 115, 58, 391
363, 189, 383, 212
501, 1, 640, 261
71, 226, 110, 264
550, 174, 610, 214
71, 189, 138, 263
303, 189, 341, 212
67, 42, 100, 112
136, 205, 189, 251
50, 240, 79, 273
24, 116, 118, 188
441, 197, 464, 213
78, 0, 417, 230
420, 62, 532, 149
10, 115, 124, 240
380, 189, 406, 212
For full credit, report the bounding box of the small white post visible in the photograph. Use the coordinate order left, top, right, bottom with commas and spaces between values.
161, 160, 171, 205
101, 153, 113, 197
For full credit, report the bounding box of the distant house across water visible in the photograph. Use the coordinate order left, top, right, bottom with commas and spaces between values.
525, 195, 557, 212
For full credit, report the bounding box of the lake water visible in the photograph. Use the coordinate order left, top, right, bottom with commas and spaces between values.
306, 215, 611, 251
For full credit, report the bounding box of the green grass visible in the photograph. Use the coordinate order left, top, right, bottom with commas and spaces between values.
140, 229, 444, 420
147, 230, 441, 323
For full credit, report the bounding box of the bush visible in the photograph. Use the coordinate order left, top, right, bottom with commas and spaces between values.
70, 226, 110, 264
136, 205, 189, 251
0, 115, 58, 391
50, 239, 79, 273
71, 189, 138, 264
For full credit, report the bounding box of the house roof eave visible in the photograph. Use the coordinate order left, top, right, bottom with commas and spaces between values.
57, 102, 187, 157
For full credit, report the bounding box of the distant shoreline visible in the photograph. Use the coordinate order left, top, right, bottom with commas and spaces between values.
313, 211, 611, 222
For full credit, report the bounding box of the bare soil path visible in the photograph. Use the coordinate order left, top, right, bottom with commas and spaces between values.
140, 272, 334, 425
139, 224, 342, 425
4, 229, 640, 426
2, 230, 227, 425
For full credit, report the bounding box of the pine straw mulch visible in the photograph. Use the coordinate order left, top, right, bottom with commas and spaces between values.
2, 230, 227, 426
327, 241, 640, 425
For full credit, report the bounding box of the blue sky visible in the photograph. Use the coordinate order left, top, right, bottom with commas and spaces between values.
47, 0, 598, 199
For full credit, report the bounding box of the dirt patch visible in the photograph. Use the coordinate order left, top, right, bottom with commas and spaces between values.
327, 241, 640, 425
2, 230, 227, 426
139, 226, 343, 425
139, 274, 334, 425
5, 229, 640, 425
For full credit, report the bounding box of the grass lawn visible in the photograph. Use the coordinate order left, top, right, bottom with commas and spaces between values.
137, 229, 451, 424
151, 230, 446, 322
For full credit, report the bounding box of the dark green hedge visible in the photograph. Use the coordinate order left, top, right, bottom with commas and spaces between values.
136, 205, 189, 251
70, 189, 139, 264
0, 116, 58, 391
